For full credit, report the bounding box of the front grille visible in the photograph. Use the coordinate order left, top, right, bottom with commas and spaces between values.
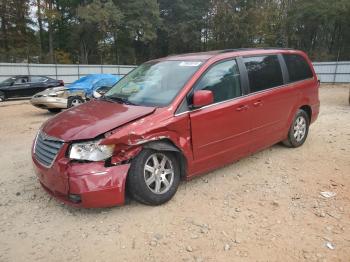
34, 132, 64, 167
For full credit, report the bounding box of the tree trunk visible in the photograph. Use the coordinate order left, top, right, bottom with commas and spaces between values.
0, 0, 9, 60
113, 31, 119, 64
37, 0, 44, 60
48, 0, 54, 63
80, 39, 88, 64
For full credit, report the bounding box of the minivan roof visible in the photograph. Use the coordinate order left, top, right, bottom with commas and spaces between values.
159, 48, 301, 62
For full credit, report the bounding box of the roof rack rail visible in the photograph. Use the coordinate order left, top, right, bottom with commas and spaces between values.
219, 47, 294, 53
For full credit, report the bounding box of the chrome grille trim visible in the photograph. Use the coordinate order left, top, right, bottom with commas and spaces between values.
34, 131, 64, 168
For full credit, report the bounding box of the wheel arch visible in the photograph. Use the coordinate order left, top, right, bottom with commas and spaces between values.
143, 139, 187, 180
299, 105, 312, 122
0, 90, 5, 100
284, 102, 312, 139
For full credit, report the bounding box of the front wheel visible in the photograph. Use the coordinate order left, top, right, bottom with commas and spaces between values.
0, 92, 5, 102
282, 109, 309, 148
67, 96, 84, 108
127, 149, 180, 205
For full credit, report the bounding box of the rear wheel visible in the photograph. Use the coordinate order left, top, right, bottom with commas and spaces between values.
127, 149, 180, 205
67, 96, 84, 108
48, 108, 61, 113
0, 92, 5, 102
282, 109, 309, 148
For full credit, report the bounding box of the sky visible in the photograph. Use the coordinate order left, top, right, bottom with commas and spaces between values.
29, 0, 39, 31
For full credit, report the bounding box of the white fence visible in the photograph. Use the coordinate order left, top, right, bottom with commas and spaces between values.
0, 63, 136, 84
0, 61, 349, 84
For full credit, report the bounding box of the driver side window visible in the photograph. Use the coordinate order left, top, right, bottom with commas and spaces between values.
14, 77, 28, 84
194, 59, 241, 103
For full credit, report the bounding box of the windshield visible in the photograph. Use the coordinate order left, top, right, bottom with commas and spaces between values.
104, 60, 202, 107
1, 77, 16, 84
93, 78, 118, 89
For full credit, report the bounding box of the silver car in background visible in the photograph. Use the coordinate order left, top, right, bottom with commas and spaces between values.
30, 74, 120, 113
30, 87, 86, 113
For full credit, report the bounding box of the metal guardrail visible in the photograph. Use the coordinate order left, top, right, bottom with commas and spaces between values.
312, 61, 350, 83
0, 61, 349, 84
0, 63, 137, 84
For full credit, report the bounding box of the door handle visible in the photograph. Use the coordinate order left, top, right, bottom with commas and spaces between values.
253, 100, 262, 107
236, 105, 249, 112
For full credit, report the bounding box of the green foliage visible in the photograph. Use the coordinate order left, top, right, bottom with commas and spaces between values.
0, 0, 349, 63
78, 0, 123, 33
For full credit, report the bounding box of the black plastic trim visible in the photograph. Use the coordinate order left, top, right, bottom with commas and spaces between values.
278, 54, 290, 84
236, 56, 250, 95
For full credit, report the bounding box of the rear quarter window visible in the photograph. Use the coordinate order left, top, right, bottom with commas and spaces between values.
283, 54, 313, 82
30, 76, 47, 82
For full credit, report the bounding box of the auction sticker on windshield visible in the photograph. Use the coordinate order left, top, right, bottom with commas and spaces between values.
179, 61, 202, 67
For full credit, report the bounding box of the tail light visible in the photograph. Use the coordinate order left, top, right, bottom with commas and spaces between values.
59, 80, 64, 86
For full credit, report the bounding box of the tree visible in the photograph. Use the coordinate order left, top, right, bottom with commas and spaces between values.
78, 0, 123, 64
0, 0, 35, 62
1, 0, 350, 63
156, 0, 210, 56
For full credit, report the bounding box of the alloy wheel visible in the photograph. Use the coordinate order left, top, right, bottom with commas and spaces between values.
143, 153, 174, 194
293, 116, 307, 142
71, 99, 82, 106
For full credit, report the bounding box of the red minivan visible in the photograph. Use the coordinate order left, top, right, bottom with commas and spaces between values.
32, 48, 320, 208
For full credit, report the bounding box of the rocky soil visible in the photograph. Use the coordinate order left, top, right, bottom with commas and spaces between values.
0, 84, 349, 262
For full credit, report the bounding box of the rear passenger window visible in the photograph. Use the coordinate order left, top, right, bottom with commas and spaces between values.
283, 54, 313, 82
243, 55, 284, 92
30, 76, 47, 82
194, 59, 241, 103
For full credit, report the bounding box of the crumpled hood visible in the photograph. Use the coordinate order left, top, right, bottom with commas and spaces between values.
42, 100, 156, 141
67, 84, 85, 90
33, 87, 67, 97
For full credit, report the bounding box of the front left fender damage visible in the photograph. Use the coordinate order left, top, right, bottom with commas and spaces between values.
101, 111, 193, 172
64, 112, 193, 208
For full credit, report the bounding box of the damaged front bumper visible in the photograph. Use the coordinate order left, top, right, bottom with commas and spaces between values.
30, 96, 68, 109
32, 154, 130, 208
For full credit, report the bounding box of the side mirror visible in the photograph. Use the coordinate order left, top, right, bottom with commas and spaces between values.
93, 86, 112, 98
92, 90, 102, 99
192, 90, 214, 108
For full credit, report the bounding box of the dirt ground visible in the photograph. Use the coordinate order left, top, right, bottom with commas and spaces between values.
0, 84, 349, 262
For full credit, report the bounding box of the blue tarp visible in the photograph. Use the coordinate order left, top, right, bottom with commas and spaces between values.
68, 74, 121, 96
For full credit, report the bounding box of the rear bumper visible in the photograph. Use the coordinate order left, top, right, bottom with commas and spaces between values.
310, 102, 320, 124
30, 97, 68, 109
32, 153, 130, 208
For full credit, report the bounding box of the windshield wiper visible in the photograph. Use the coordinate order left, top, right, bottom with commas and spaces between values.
100, 95, 137, 105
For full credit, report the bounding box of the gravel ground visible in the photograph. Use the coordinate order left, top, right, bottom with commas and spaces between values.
0, 84, 349, 262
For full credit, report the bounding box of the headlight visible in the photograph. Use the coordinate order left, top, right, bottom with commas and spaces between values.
48, 89, 67, 97
69, 140, 115, 161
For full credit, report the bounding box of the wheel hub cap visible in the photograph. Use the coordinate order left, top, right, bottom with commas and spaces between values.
293, 116, 306, 142
72, 99, 82, 106
144, 153, 174, 194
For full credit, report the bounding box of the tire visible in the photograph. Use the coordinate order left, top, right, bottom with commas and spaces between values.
67, 96, 84, 108
48, 108, 61, 113
127, 149, 181, 205
0, 92, 5, 102
282, 109, 310, 148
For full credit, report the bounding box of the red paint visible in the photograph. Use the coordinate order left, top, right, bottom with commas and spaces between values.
68, 163, 129, 208
32, 49, 320, 208
192, 90, 214, 108
42, 100, 155, 141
